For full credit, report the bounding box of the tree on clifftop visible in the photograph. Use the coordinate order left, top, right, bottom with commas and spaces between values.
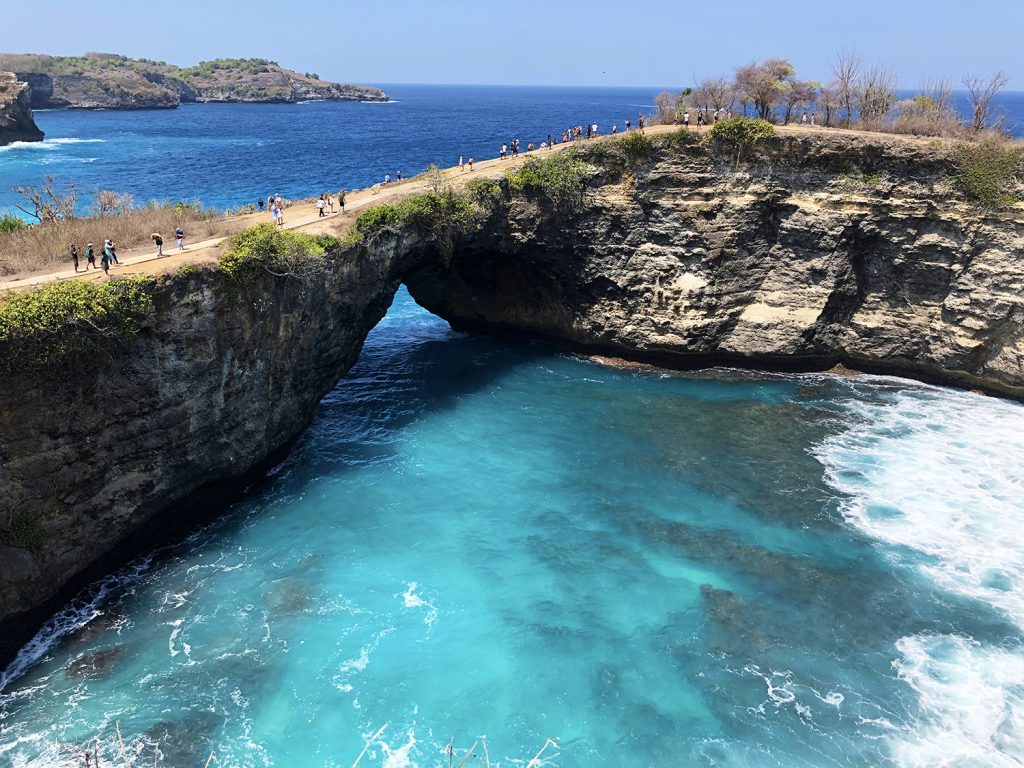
964, 72, 1009, 133
734, 59, 796, 122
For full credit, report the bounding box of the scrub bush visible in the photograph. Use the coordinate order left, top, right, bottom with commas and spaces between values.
0, 276, 155, 372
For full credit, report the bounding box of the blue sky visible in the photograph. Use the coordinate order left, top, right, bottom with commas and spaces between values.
2, 0, 1020, 89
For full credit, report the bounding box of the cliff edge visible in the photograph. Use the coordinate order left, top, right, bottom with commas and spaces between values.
0, 72, 44, 146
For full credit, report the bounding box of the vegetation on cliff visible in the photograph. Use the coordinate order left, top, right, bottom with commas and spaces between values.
952, 137, 1023, 209
219, 224, 339, 282
708, 117, 778, 163
347, 186, 485, 259
655, 53, 1008, 139
505, 151, 596, 211
0, 276, 154, 372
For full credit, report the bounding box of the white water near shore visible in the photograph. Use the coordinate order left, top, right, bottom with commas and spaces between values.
814, 379, 1024, 767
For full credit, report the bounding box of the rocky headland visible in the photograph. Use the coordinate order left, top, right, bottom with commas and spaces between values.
0, 71, 44, 145
1, 126, 1022, 663
0, 53, 388, 109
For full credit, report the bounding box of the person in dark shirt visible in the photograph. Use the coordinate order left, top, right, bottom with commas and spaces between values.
70, 244, 80, 272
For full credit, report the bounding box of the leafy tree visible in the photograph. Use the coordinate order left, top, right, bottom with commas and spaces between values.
734, 59, 796, 122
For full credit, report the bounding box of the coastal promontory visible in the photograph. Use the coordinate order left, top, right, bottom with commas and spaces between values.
0, 71, 44, 145
0, 53, 388, 109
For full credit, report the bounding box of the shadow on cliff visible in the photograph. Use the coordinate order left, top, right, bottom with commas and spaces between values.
1, 299, 558, 671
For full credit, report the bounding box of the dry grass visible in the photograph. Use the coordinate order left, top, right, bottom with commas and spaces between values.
0, 206, 255, 275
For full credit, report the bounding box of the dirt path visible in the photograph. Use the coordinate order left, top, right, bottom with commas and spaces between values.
0, 122, 928, 293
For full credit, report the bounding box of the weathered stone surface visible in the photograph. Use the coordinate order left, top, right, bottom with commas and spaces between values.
406, 134, 1024, 397
0, 72, 43, 146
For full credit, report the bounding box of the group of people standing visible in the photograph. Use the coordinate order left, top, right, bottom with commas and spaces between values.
315, 191, 348, 217
496, 114, 648, 160
69, 239, 116, 276
70, 226, 185, 277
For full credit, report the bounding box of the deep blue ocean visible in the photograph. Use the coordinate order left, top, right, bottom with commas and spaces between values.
0, 85, 669, 214
2, 86, 1024, 767
1, 84, 1022, 216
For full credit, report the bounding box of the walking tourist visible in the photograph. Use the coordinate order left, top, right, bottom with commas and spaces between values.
638, 114, 645, 130
339, 190, 346, 212
459, 155, 464, 171
328, 195, 335, 214
317, 196, 327, 217
176, 226, 184, 250
100, 244, 111, 277
500, 144, 507, 160
468, 157, 474, 171
85, 243, 96, 270
70, 244, 80, 272
258, 198, 265, 211
152, 232, 164, 256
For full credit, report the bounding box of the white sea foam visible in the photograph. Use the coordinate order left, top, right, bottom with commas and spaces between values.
0, 558, 151, 692
813, 380, 1024, 766
0, 137, 106, 153
892, 634, 1024, 767
379, 730, 418, 768
402, 582, 438, 627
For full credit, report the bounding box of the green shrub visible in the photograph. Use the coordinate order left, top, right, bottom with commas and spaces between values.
220, 224, 338, 282
0, 214, 27, 235
665, 127, 703, 152
614, 131, 656, 166
952, 138, 1023, 210
708, 117, 777, 162
465, 178, 503, 206
349, 190, 480, 247
506, 150, 596, 210
0, 276, 155, 372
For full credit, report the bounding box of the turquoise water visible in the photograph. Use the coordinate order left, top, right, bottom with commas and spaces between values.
2, 290, 1024, 767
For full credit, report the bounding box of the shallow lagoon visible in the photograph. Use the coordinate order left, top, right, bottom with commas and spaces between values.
2, 290, 1023, 767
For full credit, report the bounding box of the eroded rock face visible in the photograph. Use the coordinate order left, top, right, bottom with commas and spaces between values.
0, 72, 43, 145
406, 134, 1024, 398
0, 231, 430, 658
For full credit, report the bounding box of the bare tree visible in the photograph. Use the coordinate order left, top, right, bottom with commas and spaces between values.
693, 77, 734, 113
855, 64, 897, 125
819, 83, 841, 127
12, 176, 78, 224
964, 71, 1009, 132
781, 80, 818, 124
832, 50, 861, 127
654, 91, 680, 124
93, 190, 135, 216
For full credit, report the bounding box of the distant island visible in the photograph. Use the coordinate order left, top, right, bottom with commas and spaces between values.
0, 53, 389, 110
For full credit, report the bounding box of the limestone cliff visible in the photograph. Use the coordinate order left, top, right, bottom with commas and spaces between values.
0, 72, 44, 146
2, 130, 1024, 664
406, 133, 1024, 398
0, 230, 430, 660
